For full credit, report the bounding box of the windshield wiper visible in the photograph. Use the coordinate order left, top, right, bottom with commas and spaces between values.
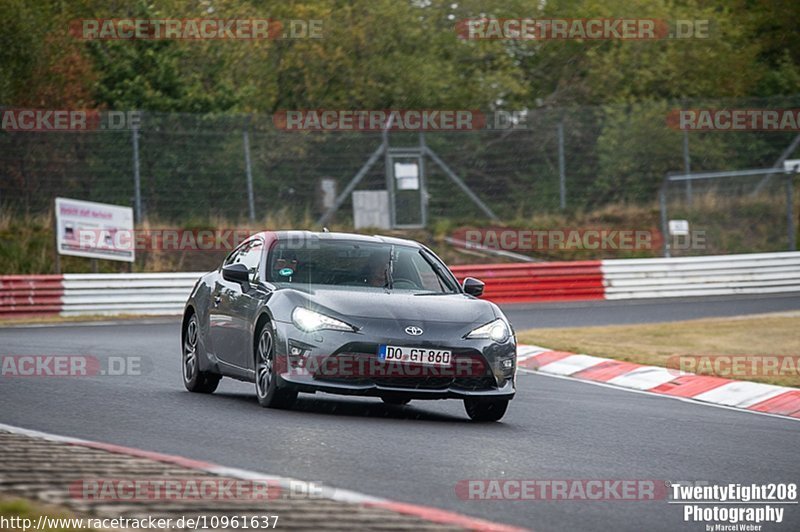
413, 292, 453, 296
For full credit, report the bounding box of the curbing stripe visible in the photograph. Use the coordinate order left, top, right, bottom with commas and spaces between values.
533, 353, 607, 376
516, 345, 548, 360
0, 422, 527, 532
748, 390, 800, 416
518, 350, 571, 369
606, 366, 678, 391
573, 360, 642, 382
519, 344, 800, 420
649, 375, 730, 397
692, 381, 789, 409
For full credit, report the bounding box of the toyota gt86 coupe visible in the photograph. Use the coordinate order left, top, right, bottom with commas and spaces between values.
181, 231, 516, 421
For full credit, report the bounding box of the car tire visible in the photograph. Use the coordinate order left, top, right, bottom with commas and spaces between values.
255, 321, 297, 409
464, 398, 508, 422
381, 397, 411, 406
182, 313, 221, 393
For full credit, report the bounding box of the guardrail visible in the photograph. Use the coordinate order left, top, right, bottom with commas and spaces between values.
602, 251, 800, 299
0, 273, 198, 318
449, 262, 604, 303
60, 273, 199, 316
1, 252, 799, 318
0, 275, 64, 317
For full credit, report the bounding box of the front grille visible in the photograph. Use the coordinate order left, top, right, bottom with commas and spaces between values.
452, 374, 497, 391
371, 375, 454, 389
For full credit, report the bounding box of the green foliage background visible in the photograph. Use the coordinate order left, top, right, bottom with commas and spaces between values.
1, 0, 799, 215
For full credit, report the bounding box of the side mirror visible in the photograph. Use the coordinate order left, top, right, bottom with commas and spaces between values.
222, 263, 250, 285
462, 277, 485, 297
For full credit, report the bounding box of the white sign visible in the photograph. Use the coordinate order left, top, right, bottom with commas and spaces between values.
394, 162, 420, 191
668, 219, 690, 236
352, 190, 390, 230
783, 159, 800, 173
55, 197, 135, 262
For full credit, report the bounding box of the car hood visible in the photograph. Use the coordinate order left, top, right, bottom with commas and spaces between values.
280, 285, 496, 325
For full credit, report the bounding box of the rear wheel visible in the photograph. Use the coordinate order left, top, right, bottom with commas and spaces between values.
464, 398, 508, 422
381, 397, 411, 406
182, 314, 220, 393
255, 322, 297, 409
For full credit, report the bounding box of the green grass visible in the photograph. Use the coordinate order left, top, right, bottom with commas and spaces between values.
1, 190, 796, 274
518, 313, 800, 387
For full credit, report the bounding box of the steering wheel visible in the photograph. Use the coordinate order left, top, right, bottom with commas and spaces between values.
391, 278, 418, 289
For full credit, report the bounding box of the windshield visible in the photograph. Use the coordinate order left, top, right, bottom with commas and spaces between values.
267, 239, 456, 293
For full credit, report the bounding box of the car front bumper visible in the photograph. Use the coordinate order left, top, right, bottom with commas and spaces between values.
271, 318, 517, 400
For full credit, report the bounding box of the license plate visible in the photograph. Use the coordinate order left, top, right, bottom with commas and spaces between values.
378, 345, 451, 366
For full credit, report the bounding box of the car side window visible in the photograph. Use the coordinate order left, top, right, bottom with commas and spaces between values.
223, 246, 243, 267
235, 240, 264, 283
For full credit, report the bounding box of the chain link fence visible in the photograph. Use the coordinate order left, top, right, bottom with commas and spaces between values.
661, 167, 797, 257
1, 97, 798, 256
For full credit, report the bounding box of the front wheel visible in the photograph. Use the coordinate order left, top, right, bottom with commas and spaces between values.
182, 314, 221, 393
255, 323, 297, 409
464, 398, 508, 422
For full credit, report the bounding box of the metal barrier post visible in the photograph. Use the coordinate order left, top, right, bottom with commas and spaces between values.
131, 119, 142, 223
558, 120, 566, 210
659, 183, 670, 258
243, 117, 256, 222
788, 174, 796, 251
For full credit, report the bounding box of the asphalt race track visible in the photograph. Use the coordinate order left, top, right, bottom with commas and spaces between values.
2, 295, 799, 531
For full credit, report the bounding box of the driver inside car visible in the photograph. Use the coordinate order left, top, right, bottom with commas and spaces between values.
362, 251, 389, 287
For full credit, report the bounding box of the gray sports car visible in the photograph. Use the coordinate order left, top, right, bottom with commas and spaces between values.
181, 231, 516, 421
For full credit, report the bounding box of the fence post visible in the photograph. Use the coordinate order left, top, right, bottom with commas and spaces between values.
683, 129, 692, 204
131, 117, 142, 223
659, 183, 670, 258
788, 175, 796, 252
243, 117, 256, 222
558, 120, 566, 210
53, 203, 61, 274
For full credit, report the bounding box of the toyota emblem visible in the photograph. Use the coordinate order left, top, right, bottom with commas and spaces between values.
404, 326, 423, 336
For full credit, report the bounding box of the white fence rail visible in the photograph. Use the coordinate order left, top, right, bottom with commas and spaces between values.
3, 252, 800, 318
602, 252, 800, 299
61, 273, 200, 316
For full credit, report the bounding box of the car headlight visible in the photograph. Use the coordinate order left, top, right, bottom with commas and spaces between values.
465, 318, 510, 343
292, 307, 355, 333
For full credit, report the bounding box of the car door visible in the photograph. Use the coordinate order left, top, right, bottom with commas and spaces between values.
208, 243, 245, 369
227, 238, 265, 371
209, 239, 265, 372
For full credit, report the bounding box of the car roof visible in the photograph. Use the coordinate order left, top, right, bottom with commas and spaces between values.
259, 230, 423, 249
